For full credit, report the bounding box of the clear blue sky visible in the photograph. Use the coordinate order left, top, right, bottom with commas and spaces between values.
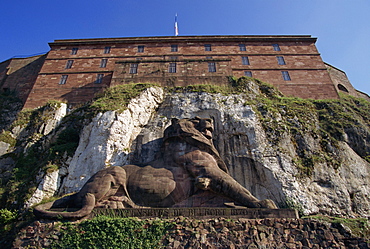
1, 0, 369, 95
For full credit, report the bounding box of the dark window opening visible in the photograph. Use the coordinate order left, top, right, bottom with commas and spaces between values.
169, 63, 177, 73
138, 46, 144, 52
104, 46, 111, 54
277, 56, 286, 65
242, 56, 250, 65
100, 59, 107, 68
71, 48, 78, 55
239, 44, 246, 51
338, 84, 349, 92
95, 74, 104, 84
59, 75, 68, 85
129, 63, 138, 74
244, 71, 252, 77
65, 60, 73, 69
204, 44, 212, 51
171, 44, 178, 52
282, 71, 291, 81
208, 62, 216, 72
273, 44, 281, 51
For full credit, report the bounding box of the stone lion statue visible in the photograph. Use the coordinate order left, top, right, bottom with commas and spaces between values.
34, 117, 277, 219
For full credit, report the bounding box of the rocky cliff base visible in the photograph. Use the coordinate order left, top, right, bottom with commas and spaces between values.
13, 216, 369, 249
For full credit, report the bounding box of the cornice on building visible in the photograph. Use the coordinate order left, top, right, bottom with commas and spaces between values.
49, 35, 317, 47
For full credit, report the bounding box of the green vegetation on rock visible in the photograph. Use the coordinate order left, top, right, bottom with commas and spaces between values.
89, 83, 159, 113
305, 215, 370, 240
0, 131, 16, 147
51, 216, 174, 249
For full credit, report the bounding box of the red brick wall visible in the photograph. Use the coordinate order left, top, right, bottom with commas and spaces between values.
0, 55, 46, 104
23, 36, 341, 108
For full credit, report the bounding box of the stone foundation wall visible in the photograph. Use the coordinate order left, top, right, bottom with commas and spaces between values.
14, 217, 369, 248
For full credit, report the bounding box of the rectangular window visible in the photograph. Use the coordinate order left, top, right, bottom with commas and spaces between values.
277, 56, 286, 65
138, 45, 144, 52
104, 46, 111, 54
273, 44, 281, 51
171, 44, 178, 52
100, 59, 108, 68
129, 63, 138, 74
239, 44, 246, 51
204, 44, 212, 51
282, 71, 291, 81
169, 56, 178, 61
244, 71, 252, 77
208, 62, 216, 72
242, 56, 250, 65
71, 48, 78, 55
168, 63, 177, 73
65, 60, 73, 69
95, 74, 104, 84
59, 75, 68, 85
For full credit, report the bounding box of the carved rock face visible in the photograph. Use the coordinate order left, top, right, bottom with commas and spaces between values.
34, 116, 277, 219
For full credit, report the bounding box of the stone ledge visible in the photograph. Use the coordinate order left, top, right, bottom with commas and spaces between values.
90, 207, 298, 219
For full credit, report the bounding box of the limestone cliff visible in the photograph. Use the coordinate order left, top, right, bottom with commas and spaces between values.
0, 80, 369, 218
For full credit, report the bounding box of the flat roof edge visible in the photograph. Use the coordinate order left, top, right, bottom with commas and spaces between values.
50, 35, 316, 46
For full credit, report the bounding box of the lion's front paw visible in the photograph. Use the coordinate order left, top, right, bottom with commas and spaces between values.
259, 199, 278, 209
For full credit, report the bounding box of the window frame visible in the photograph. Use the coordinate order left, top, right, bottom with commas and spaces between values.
244, 71, 252, 77
59, 75, 68, 85
208, 62, 216, 72
239, 44, 246, 51
281, 71, 291, 81
277, 56, 286, 65
168, 62, 177, 73
242, 56, 250, 65
204, 44, 212, 51
171, 44, 178, 52
95, 74, 104, 84
71, 48, 78, 55
129, 63, 138, 74
104, 46, 111, 54
100, 59, 108, 68
137, 45, 144, 53
65, 60, 73, 69
273, 44, 281, 51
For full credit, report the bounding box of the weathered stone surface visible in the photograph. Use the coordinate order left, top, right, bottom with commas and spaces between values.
59, 87, 164, 194
34, 117, 277, 219
24, 169, 60, 208
91, 207, 298, 219
25, 83, 370, 218
0, 141, 10, 156
126, 91, 370, 217
14, 218, 369, 249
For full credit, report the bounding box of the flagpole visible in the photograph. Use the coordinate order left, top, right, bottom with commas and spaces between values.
174, 13, 179, 36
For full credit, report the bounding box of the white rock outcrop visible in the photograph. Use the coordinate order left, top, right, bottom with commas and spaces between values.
59, 87, 164, 194
24, 169, 60, 208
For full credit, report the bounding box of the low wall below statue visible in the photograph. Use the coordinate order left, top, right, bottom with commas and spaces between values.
90, 207, 298, 219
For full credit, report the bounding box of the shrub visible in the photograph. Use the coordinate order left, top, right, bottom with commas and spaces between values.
51, 216, 173, 249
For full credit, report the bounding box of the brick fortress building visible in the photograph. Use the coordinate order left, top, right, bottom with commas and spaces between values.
0, 35, 368, 109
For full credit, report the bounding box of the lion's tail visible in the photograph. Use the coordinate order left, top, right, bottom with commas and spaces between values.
33, 193, 95, 219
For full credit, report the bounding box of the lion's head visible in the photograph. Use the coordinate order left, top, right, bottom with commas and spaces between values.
163, 117, 229, 173
164, 116, 213, 142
